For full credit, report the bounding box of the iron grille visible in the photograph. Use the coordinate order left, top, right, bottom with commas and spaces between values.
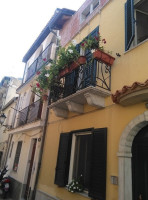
50, 59, 111, 103
17, 100, 43, 127
25, 43, 53, 82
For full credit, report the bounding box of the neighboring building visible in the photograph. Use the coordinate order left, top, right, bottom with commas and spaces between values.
0, 77, 21, 109
34, 0, 148, 200
0, 77, 21, 169
0, 97, 18, 168
5, 9, 71, 200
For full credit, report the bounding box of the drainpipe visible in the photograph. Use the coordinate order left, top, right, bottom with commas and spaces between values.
32, 31, 59, 200
32, 96, 50, 200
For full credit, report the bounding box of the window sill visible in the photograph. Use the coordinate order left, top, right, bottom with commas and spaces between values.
65, 187, 90, 199
124, 38, 148, 54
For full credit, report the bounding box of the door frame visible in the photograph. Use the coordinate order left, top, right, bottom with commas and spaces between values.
118, 111, 148, 200
24, 138, 37, 199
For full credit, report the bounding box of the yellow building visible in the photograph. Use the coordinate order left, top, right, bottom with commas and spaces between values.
33, 0, 148, 200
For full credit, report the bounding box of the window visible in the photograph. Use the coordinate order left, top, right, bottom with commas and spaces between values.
54, 128, 107, 200
69, 133, 92, 191
80, 0, 100, 23
9, 142, 14, 158
0, 152, 3, 167
13, 141, 22, 172
125, 0, 148, 50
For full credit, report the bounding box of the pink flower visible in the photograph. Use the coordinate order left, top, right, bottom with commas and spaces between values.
43, 58, 46, 61
94, 36, 99, 41
81, 43, 85, 47
36, 83, 40, 88
36, 71, 41, 75
102, 39, 106, 44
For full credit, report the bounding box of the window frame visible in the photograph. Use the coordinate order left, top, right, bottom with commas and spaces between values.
80, 0, 100, 24
13, 141, 22, 172
68, 131, 92, 188
125, 0, 148, 50
55, 127, 107, 199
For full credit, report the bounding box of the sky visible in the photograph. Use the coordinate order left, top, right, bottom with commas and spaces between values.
0, 0, 85, 82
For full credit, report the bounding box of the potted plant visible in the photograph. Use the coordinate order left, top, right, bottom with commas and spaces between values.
66, 175, 84, 193
81, 33, 115, 66
58, 43, 86, 78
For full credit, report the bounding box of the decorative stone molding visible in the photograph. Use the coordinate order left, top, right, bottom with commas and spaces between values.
52, 107, 68, 118
84, 92, 105, 108
49, 86, 110, 118
112, 79, 148, 106
117, 111, 148, 200
66, 101, 84, 113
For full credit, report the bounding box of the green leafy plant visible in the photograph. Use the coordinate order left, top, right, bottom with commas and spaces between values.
57, 43, 80, 69
81, 32, 106, 52
32, 43, 80, 99
66, 175, 84, 193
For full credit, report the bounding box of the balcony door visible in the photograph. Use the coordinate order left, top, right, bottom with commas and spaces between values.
132, 125, 148, 200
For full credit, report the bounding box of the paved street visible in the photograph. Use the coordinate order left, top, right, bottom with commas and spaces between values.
0, 199, 12, 200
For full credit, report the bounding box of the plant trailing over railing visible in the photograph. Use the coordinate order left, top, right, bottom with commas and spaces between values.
32, 33, 115, 100
32, 42, 81, 99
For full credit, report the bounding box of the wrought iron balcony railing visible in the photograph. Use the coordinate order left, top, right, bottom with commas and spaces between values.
50, 58, 111, 103
25, 43, 54, 82
17, 100, 43, 127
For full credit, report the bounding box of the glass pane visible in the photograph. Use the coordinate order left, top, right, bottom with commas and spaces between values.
73, 134, 92, 190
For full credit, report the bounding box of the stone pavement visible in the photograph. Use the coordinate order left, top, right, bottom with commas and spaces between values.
0, 198, 12, 200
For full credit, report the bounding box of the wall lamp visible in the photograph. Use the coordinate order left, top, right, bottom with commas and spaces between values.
0, 113, 6, 125
0, 113, 11, 129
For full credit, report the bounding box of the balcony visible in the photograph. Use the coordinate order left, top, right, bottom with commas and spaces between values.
17, 100, 43, 127
49, 58, 111, 118
25, 43, 56, 82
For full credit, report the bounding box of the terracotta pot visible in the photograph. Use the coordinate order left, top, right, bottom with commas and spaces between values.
59, 67, 71, 78
59, 56, 86, 78
93, 49, 115, 66
69, 56, 86, 72
42, 94, 48, 101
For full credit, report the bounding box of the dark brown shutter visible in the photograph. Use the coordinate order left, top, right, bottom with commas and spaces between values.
88, 128, 107, 200
54, 132, 72, 186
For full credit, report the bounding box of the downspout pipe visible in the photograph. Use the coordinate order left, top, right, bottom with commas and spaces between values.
32, 94, 50, 200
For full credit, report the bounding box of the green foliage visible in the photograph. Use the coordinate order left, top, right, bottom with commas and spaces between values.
32, 43, 80, 99
66, 175, 84, 193
81, 32, 106, 52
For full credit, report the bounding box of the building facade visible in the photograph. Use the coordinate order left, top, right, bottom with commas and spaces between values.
0, 77, 21, 169
6, 13, 59, 200
34, 0, 148, 200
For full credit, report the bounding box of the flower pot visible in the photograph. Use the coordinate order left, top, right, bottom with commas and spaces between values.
93, 49, 115, 66
59, 56, 86, 78
42, 94, 48, 101
59, 67, 71, 78
69, 56, 86, 72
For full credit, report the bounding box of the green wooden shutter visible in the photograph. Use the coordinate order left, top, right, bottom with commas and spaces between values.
63, 71, 76, 97
125, 0, 135, 51
88, 128, 107, 200
83, 27, 99, 87
54, 133, 72, 186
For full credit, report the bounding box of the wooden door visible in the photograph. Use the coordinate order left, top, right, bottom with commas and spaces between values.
132, 125, 148, 200
24, 139, 37, 199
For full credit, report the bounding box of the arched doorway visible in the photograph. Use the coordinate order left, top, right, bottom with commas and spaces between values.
118, 111, 148, 200
132, 125, 148, 200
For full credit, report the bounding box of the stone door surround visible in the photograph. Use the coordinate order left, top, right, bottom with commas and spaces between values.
117, 111, 148, 200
